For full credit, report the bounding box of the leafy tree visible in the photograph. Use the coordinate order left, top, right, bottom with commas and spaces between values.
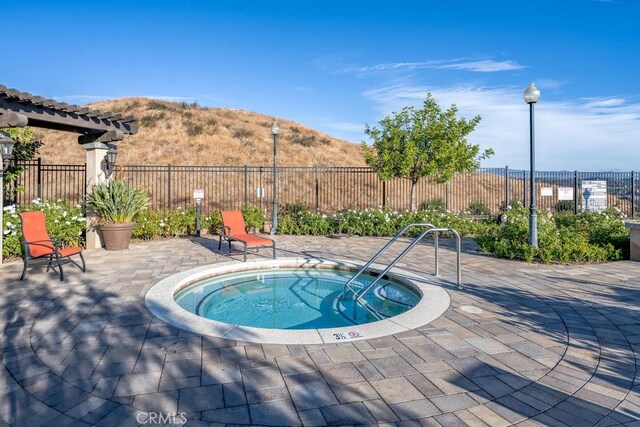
2, 128, 43, 201
362, 94, 493, 211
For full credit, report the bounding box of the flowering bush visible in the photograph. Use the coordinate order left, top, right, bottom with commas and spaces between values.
131, 206, 261, 240
474, 201, 630, 263
2, 199, 85, 258
276, 206, 485, 238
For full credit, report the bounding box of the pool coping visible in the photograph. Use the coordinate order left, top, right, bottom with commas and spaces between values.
144, 257, 450, 344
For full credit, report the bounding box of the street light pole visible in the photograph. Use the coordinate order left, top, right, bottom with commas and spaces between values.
0, 132, 16, 265
523, 82, 540, 247
270, 122, 279, 235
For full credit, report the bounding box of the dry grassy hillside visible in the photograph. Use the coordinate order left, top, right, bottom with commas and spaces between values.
35, 98, 367, 166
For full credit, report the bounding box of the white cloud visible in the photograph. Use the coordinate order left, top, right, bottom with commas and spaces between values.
437, 60, 526, 73
346, 58, 526, 74
362, 84, 640, 171
583, 97, 626, 108
323, 121, 365, 136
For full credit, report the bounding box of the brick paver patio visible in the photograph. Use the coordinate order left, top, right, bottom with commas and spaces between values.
1, 235, 639, 426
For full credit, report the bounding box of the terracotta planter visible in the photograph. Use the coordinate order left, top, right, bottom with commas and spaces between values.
100, 222, 135, 251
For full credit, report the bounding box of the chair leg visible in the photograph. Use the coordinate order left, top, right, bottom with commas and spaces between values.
272, 244, 276, 259
20, 257, 28, 281
218, 236, 222, 251
243, 243, 247, 262
46, 255, 53, 272
78, 252, 86, 272
228, 240, 232, 254
55, 252, 64, 281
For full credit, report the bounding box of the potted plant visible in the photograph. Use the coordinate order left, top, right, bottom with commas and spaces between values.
86, 179, 150, 250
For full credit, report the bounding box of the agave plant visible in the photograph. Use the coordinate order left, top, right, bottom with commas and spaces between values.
86, 179, 150, 223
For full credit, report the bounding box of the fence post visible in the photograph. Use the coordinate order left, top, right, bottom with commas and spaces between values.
243, 164, 248, 208
523, 170, 527, 206
573, 170, 578, 214
315, 165, 320, 213
167, 163, 172, 209
632, 171, 636, 220
37, 157, 42, 200
259, 166, 263, 211
382, 180, 387, 209
445, 182, 451, 210
505, 165, 509, 208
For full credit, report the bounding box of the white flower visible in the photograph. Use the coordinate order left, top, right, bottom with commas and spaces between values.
65, 221, 71, 225
3, 229, 9, 235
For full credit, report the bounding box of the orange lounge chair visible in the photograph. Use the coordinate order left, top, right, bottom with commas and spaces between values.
19, 211, 86, 281
218, 210, 275, 262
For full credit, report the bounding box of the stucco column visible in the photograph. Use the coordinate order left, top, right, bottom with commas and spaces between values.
84, 142, 109, 249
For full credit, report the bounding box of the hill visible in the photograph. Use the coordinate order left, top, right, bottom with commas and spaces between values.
34, 98, 367, 167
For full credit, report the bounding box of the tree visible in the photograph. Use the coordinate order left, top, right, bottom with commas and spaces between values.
2, 128, 43, 202
362, 93, 493, 211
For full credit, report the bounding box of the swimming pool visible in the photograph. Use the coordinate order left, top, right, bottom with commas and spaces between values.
174, 268, 420, 329
145, 258, 450, 344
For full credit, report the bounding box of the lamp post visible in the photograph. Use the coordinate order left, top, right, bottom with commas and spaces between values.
524, 82, 540, 247
0, 132, 16, 265
270, 122, 279, 235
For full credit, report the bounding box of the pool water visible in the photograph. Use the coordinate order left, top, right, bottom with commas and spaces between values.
174, 268, 421, 329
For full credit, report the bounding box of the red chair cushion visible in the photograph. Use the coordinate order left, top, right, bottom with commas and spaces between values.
221, 211, 247, 236
230, 234, 274, 247
59, 246, 83, 257
19, 212, 55, 257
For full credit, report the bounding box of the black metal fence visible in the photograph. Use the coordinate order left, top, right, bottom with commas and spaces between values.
8, 158, 86, 206
8, 160, 639, 218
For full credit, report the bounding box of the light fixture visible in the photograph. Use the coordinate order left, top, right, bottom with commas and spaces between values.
104, 145, 118, 178
0, 133, 15, 172
0, 132, 16, 265
523, 82, 540, 104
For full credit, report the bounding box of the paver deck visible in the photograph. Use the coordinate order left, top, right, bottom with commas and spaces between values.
0, 235, 639, 426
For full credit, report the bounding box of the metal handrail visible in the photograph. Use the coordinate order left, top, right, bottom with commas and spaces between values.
343, 224, 462, 305
342, 223, 435, 298
355, 227, 462, 302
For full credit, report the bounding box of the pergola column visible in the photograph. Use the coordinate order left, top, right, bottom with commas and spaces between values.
83, 142, 110, 249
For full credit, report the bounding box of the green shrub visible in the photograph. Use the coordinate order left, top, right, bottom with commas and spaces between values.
242, 205, 265, 232
279, 201, 309, 218
474, 203, 629, 263
132, 206, 263, 240
468, 201, 491, 215
202, 212, 222, 235
274, 207, 487, 239
132, 210, 165, 240
2, 200, 85, 258
555, 200, 575, 212
419, 198, 446, 211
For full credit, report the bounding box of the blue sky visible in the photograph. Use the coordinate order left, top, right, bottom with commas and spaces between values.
4, 0, 639, 170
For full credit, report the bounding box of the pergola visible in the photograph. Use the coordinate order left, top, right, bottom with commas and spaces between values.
0, 84, 138, 260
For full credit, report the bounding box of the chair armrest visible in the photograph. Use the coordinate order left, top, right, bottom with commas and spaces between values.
222, 226, 232, 237
24, 239, 55, 245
